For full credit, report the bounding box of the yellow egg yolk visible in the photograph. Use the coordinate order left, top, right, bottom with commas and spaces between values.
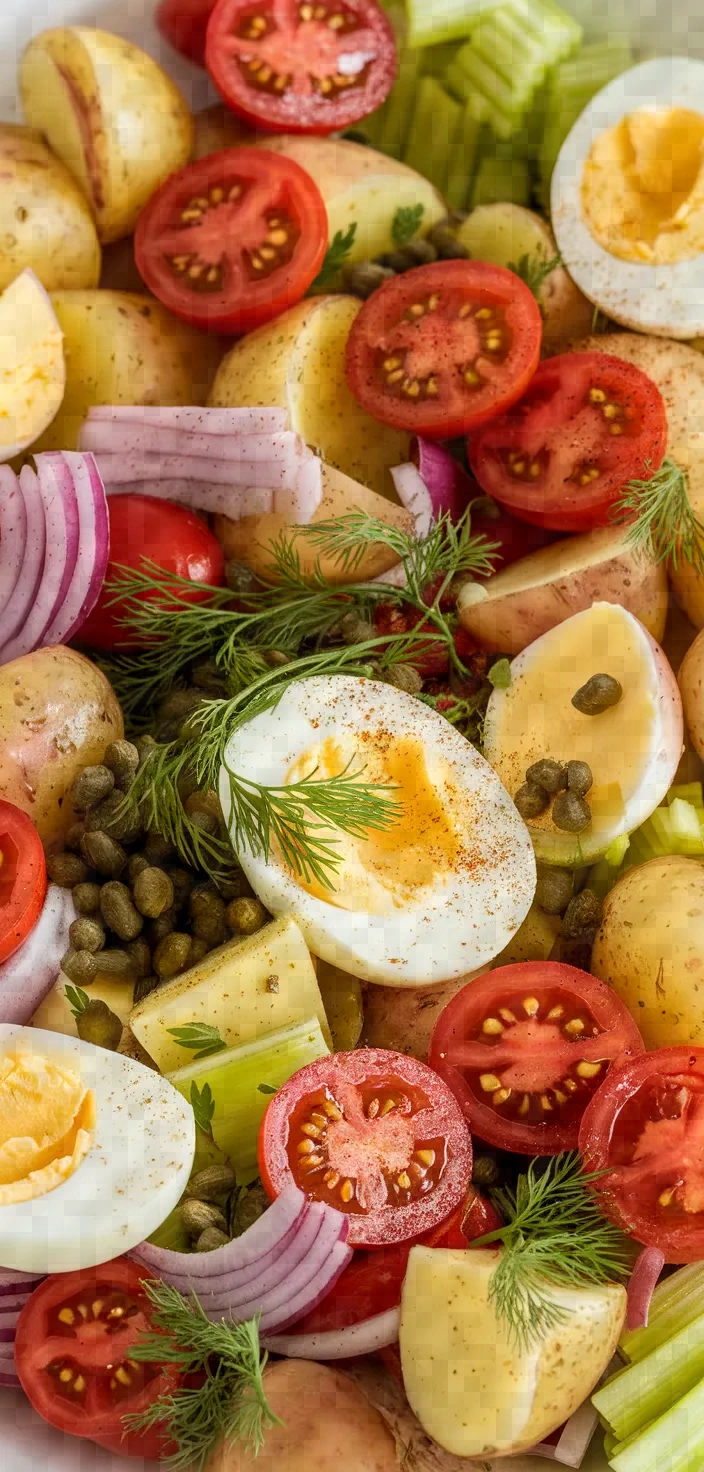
581, 106, 704, 264
285, 731, 461, 912
0, 1050, 96, 1205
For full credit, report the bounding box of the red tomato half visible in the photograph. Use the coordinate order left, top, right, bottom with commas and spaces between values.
258, 1048, 473, 1247
0, 800, 47, 965
468, 351, 668, 532
79, 495, 225, 653
14, 1259, 180, 1460
429, 961, 644, 1156
206, 0, 397, 136
580, 1047, 704, 1263
135, 148, 327, 333
157, 0, 215, 65
345, 261, 542, 439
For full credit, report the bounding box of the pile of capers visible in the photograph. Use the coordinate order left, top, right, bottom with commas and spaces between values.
341, 217, 470, 300
514, 756, 594, 833
180, 1163, 269, 1253
534, 862, 603, 970
47, 733, 268, 1051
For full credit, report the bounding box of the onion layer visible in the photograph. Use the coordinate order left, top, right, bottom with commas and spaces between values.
0, 1274, 44, 1396
0, 886, 75, 1025
626, 1247, 665, 1331
264, 1305, 401, 1360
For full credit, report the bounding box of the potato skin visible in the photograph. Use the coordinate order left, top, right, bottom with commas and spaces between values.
29, 290, 221, 451
203, 1361, 397, 1472
679, 626, 704, 760
0, 125, 100, 291
362, 972, 481, 1061
591, 856, 704, 1048
0, 646, 123, 852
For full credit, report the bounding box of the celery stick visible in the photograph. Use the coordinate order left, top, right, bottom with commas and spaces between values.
667, 782, 704, 810
421, 41, 463, 78
621, 1264, 704, 1364
403, 77, 461, 194
595, 1315, 704, 1443
406, 0, 502, 50
669, 798, 704, 854
587, 834, 630, 900
376, 42, 422, 158
445, 102, 482, 210
609, 1378, 704, 1472
168, 1016, 329, 1181
471, 151, 532, 207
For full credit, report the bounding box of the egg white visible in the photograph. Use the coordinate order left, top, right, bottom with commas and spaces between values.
219, 676, 536, 986
0, 1025, 195, 1273
551, 56, 704, 338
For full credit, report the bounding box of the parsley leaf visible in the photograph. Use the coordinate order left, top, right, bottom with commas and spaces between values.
65, 983, 90, 1018
508, 251, 562, 304
309, 223, 357, 291
167, 1023, 227, 1061
392, 203, 425, 246
488, 657, 511, 689
257, 1082, 277, 1095
190, 1080, 216, 1135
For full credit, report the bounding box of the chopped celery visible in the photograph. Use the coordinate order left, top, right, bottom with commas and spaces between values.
406, 0, 502, 50
445, 102, 482, 209
446, 0, 581, 143
667, 782, 704, 810
470, 150, 532, 207
539, 39, 633, 203
421, 41, 463, 78
403, 77, 461, 193
670, 798, 704, 854
621, 1264, 704, 1364
587, 834, 631, 900
168, 1017, 329, 1181
375, 41, 423, 157
595, 1315, 704, 1443
608, 1378, 704, 1472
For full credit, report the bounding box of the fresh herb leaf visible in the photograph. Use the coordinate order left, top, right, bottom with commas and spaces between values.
508, 251, 562, 304
190, 1080, 215, 1135
257, 1082, 277, 1094
309, 223, 357, 290
392, 203, 425, 246
591, 304, 611, 333
471, 1152, 633, 1349
123, 1279, 280, 1472
65, 984, 90, 1019
168, 1024, 227, 1061
612, 457, 704, 575
488, 657, 511, 689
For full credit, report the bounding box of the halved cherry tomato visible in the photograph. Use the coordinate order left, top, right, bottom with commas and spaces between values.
157, 0, 215, 65
258, 1048, 473, 1247
580, 1047, 704, 1263
79, 495, 225, 653
134, 148, 328, 333
0, 800, 46, 965
345, 261, 542, 439
470, 496, 557, 572
468, 351, 668, 532
429, 961, 644, 1156
205, 0, 397, 136
14, 1259, 181, 1460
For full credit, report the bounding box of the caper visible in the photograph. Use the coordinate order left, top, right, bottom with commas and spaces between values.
562, 888, 602, 939
144, 830, 174, 865
231, 1182, 270, 1237
514, 782, 550, 820
47, 852, 88, 887
566, 760, 593, 797
72, 882, 101, 915
167, 866, 196, 909
226, 896, 267, 936
384, 663, 423, 695
341, 260, 395, 298
188, 937, 210, 966
75, 998, 122, 1051
472, 1154, 500, 1188
100, 881, 144, 941
549, 933, 593, 971
80, 830, 127, 878
571, 673, 623, 715
187, 1162, 236, 1202
225, 560, 260, 594
190, 658, 228, 694
153, 931, 192, 979
127, 853, 150, 885
85, 792, 142, 844
133, 866, 175, 919
70, 764, 115, 812
189, 883, 227, 945
133, 974, 160, 1004
552, 791, 592, 833
126, 937, 153, 980
263, 649, 292, 668
535, 866, 574, 915
97, 948, 135, 978
69, 916, 105, 954
135, 734, 158, 767
218, 872, 246, 902
340, 611, 375, 645
427, 222, 470, 259
525, 758, 567, 794
149, 908, 177, 945
180, 1198, 229, 1240
196, 1227, 230, 1252
155, 688, 205, 743
61, 948, 98, 984
65, 821, 86, 853
104, 739, 140, 791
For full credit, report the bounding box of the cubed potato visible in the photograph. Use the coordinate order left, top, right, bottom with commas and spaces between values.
32, 974, 135, 1037
0, 125, 100, 291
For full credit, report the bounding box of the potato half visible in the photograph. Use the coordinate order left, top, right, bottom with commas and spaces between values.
20, 28, 194, 243
0, 125, 100, 291
0, 269, 65, 460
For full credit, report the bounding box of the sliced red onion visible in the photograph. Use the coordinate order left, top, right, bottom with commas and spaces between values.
0, 1370, 20, 1388
413, 437, 475, 523
86, 405, 288, 435
94, 450, 303, 488
274, 454, 323, 523
0, 457, 79, 664
0, 468, 26, 621
0, 885, 75, 1025
264, 1304, 401, 1360
80, 421, 304, 463
132, 1183, 306, 1279
39, 452, 110, 647
390, 462, 434, 539
0, 465, 46, 653
0, 1273, 44, 1397
259, 1233, 353, 1335
626, 1247, 665, 1331
162, 1204, 322, 1307
0, 1269, 44, 1293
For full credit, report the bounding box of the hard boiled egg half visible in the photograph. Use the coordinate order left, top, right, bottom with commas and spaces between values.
551, 57, 704, 338
219, 675, 536, 986
0, 1024, 194, 1274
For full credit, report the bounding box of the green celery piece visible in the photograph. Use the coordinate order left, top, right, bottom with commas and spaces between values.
406, 0, 502, 50
539, 39, 633, 203
608, 1378, 704, 1472
586, 834, 631, 901
421, 40, 463, 77
376, 42, 423, 158
403, 77, 461, 195
168, 1017, 329, 1181
595, 1314, 704, 1444
669, 798, 704, 854
621, 1264, 704, 1364
445, 102, 482, 210
471, 151, 532, 207
667, 781, 704, 809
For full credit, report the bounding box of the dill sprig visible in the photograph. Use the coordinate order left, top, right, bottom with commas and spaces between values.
123, 1280, 280, 1472
612, 456, 704, 575
508, 250, 562, 305
309, 222, 358, 290
471, 1152, 633, 1350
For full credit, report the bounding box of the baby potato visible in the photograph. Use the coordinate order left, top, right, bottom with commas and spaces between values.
19, 28, 194, 244
0, 125, 100, 291
191, 105, 259, 160
679, 625, 704, 759
30, 290, 221, 451
591, 855, 704, 1048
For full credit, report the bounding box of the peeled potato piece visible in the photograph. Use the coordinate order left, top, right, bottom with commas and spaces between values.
0, 125, 100, 292
0, 269, 65, 460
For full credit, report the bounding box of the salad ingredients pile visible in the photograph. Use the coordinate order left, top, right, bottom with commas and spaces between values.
4, 2, 704, 1471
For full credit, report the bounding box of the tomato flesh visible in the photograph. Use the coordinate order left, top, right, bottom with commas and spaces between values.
429, 961, 644, 1155
580, 1047, 704, 1263
78, 495, 225, 653
157, 0, 215, 65
345, 261, 542, 439
206, 0, 396, 135
258, 1048, 473, 1247
134, 148, 327, 332
468, 351, 668, 532
14, 1259, 179, 1460
0, 800, 47, 966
